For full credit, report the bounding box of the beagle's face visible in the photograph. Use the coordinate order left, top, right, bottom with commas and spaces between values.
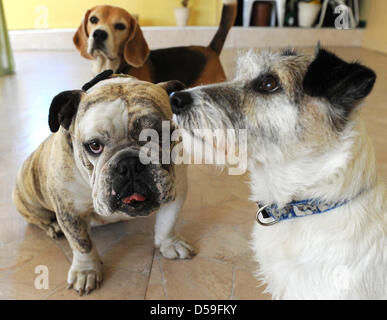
74, 5, 150, 69
86, 6, 132, 60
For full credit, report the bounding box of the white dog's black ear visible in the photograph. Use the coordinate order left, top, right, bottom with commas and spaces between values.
49, 90, 83, 132
158, 80, 186, 96
303, 49, 376, 117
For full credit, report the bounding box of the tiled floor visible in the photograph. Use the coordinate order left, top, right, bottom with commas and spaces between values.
0, 47, 386, 300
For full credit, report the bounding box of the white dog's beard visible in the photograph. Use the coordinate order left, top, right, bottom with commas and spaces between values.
172, 115, 247, 175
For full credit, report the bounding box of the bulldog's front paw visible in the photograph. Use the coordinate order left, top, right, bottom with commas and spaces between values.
67, 252, 103, 295
159, 237, 195, 260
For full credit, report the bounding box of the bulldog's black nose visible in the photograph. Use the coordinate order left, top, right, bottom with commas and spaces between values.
116, 156, 145, 178
93, 29, 108, 42
170, 91, 193, 115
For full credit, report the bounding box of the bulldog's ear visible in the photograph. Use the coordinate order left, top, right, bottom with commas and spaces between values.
73, 9, 93, 60
49, 90, 84, 133
158, 80, 186, 96
303, 48, 376, 117
123, 17, 150, 68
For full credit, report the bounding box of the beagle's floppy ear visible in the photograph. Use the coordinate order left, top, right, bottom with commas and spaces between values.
123, 18, 150, 68
73, 9, 93, 59
49, 90, 84, 132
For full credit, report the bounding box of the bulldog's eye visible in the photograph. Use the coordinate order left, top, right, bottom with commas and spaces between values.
114, 23, 126, 30
86, 140, 104, 155
257, 75, 280, 93
90, 16, 99, 24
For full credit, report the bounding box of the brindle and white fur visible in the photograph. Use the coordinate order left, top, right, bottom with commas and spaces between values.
171, 48, 386, 299
13, 76, 194, 295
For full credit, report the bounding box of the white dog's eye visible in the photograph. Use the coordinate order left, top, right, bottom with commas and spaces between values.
86, 140, 104, 155
257, 75, 280, 93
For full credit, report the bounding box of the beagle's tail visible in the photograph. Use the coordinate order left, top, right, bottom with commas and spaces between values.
209, 0, 237, 56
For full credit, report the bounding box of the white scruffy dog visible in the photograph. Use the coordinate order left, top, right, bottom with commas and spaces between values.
170, 47, 386, 299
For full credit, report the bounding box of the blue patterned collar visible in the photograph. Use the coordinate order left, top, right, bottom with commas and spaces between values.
255, 198, 351, 226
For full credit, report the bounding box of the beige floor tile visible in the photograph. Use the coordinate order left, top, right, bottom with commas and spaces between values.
180, 199, 253, 229
144, 254, 167, 300
101, 230, 155, 273
0, 281, 61, 300
149, 253, 233, 300
1, 245, 69, 287
232, 269, 271, 300
0, 235, 69, 297
195, 225, 256, 269
45, 267, 149, 300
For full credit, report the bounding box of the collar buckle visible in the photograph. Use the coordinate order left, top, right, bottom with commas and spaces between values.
255, 204, 279, 226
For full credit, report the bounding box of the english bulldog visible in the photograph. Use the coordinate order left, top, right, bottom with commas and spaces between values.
13, 72, 194, 295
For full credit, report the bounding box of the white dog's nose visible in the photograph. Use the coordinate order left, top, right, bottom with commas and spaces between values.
170, 91, 193, 115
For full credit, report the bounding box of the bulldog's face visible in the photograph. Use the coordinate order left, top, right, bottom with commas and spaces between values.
49, 77, 183, 217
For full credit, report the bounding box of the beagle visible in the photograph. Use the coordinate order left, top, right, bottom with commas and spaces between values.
73, 0, 237, 87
